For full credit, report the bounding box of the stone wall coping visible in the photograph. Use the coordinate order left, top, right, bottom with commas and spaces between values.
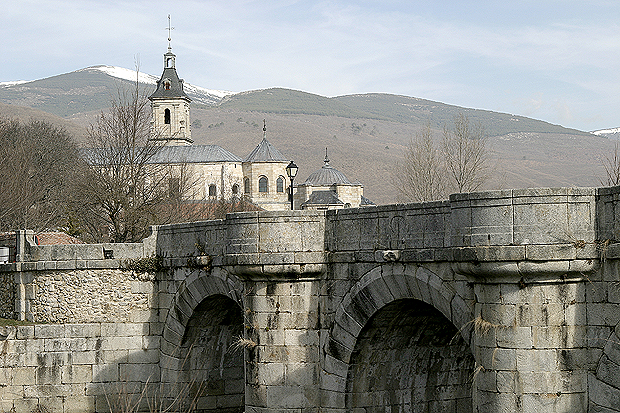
4, 186, 618, 273
0, 259, 127, 272
326, 243, 603, 265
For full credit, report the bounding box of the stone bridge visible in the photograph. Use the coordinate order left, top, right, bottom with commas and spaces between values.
2, 187, 620, 412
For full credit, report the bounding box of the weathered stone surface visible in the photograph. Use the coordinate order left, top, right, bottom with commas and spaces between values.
3, 188, 620, 412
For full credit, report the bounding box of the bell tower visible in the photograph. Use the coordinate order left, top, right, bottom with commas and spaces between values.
148, 16, 192, 146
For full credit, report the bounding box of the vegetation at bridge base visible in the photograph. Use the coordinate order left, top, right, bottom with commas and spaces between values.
0, 317, 36, 327
123, 255, 164, 275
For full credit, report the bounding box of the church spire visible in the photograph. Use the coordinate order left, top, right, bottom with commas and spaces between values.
164, 15, 176, 69
148, 15, 192, 146
167, 14, 174, 52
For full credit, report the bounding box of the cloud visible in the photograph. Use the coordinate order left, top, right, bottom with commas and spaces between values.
3, 1, 620, 130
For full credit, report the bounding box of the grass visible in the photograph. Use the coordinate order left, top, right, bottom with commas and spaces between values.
0, 317, 36, 327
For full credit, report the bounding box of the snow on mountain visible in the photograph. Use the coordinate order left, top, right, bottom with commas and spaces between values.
592, 127, 620, 140
0, 80, 32, 87
593, 127, 620, 136
80, 65, 235, 105
78, 65, 159, 85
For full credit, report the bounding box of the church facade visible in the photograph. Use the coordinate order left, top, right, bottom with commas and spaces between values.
147, 44, 372, 211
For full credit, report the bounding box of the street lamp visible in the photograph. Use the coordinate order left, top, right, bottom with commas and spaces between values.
285, 160, 298, 210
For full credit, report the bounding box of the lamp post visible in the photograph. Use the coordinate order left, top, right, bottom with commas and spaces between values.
285, 161, 298, 210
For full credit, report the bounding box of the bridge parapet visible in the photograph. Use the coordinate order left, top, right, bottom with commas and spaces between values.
327, 187, 597, 252
152, 187, 603, 277
156, 210, 327, 278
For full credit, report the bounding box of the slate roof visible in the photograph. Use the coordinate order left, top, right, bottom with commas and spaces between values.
148, 51, 190, 101
302, 158, 352, 186
151, 145, 242, 163
360, 195, 376, 206
301, 190, 343, 207
82, 145, 242, 165
244, 137, 288, 162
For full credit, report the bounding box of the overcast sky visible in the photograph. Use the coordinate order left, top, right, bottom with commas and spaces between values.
4, 0, 620, 131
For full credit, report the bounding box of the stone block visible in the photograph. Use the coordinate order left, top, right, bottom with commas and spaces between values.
127, 349, 160, 364
63, 396, 96, 413
266, 384, 316, 408
516, 349, 557, 371
100, 336, 143, 351
320, 389, 346, 409
258, 329, 285, 346
521, 392, 586, 412
496, 326, 532, 349
101, 323, 144, 337
532, 326, 564, 349
92, 364, 119, 383
588, 303, 620, 327
518, 371, 564, 393
16, 325, 35, 339
98, 349, 129, 364
72, 350, 97, 365
526, 244, 576, 261
119, 363, 159, 383
142, 335, 160, 350
482, 303, 516, 326
65, 323, 101, 338
496, 370, 516, 393
34, 324, 65, 339
10, 367, 36, 386
257, 362, 285, 385
517, 303, 565, 327
61, 365, 93, 384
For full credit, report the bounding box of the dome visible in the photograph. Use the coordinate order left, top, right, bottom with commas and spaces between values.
303, 156, 352, 186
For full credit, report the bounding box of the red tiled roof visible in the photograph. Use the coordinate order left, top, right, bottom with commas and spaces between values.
35, 232, 85, 245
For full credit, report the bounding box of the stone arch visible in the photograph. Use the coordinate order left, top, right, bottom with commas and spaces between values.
161, 268, 243, 356
323, 264, 476, 410
160, 269, 245, 412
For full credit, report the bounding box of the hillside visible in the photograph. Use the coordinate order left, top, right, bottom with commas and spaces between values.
1, 67, 616, 204
0, 102, 86, 138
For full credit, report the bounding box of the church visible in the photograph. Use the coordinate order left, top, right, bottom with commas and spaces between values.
146, 42, 373, 211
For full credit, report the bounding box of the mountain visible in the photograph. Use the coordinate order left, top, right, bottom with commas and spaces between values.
0, 65, 232, 117
0, 66, 616, 204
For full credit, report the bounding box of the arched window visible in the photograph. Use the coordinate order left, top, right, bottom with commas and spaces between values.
258, 176, 268, 193
276, 176, 284, 193
208, 184, 217, 197
164, 108, 171, 124
244, 177, 250, 194
232, 184, 239, 195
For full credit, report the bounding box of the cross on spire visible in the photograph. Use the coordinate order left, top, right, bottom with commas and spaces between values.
166, 14, 175, 50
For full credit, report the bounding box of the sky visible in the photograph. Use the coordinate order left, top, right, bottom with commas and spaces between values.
3, 0, 620, 132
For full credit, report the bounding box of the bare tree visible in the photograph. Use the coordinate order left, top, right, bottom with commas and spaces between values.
600, 142, 620, 187
74, 78, 204, 242
395, 123, 445, 202
442, 113, 489, 193
394, 113, 490, 202
0, 119, 82, 231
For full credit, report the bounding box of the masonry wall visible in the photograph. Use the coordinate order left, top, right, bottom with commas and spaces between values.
21, 269, 154, 324
0, 234, 161, 413
3, 186, 620, 412
0, 321, 161, 413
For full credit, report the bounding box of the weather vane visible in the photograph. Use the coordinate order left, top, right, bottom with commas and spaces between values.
166, 15, 175, 49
